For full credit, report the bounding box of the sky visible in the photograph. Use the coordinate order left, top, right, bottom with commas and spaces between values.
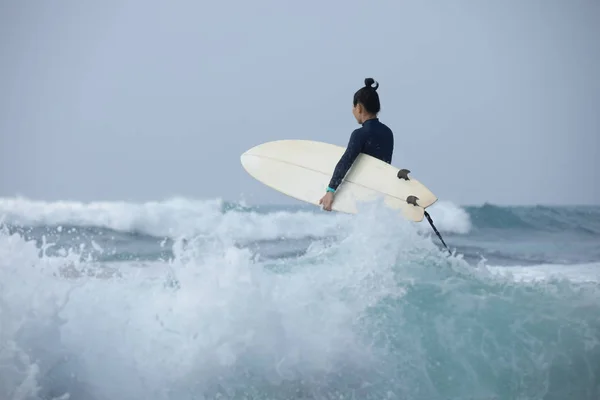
1, 0, 599, 206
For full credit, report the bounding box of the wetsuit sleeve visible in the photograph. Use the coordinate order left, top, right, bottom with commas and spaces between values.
327, 129, 367, 191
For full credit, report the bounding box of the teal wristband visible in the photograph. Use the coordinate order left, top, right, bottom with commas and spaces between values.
326, 186, 336, 193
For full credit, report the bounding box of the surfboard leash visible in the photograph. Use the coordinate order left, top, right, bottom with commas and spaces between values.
424, 211, 452, 255
397, 170, 452, 256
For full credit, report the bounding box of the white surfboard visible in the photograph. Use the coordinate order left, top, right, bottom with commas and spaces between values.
240, 139, 438, 222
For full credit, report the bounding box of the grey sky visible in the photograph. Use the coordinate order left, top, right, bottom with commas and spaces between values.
1, 0, 598, 206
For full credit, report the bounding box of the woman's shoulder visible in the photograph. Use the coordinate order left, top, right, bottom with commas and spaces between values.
377, 120, 394, 133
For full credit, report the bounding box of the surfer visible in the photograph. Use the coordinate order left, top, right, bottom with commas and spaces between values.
319, 78, 394, 211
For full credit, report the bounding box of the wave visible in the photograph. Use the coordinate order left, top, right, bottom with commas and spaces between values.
0, 196, 472, 239
1, 206, 599, 399
464, 203, 600, 234
1, 197, 599, 245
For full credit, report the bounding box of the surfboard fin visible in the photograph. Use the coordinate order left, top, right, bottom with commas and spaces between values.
406, 195, 419, 207
397, 169, 411, 180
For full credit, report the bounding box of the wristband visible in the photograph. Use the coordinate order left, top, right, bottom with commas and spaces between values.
326, 187, 336, 193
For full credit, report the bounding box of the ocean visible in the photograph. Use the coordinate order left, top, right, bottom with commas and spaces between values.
0, 196, 599, 400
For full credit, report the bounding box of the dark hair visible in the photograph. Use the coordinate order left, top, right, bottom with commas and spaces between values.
353, 78, 380, 114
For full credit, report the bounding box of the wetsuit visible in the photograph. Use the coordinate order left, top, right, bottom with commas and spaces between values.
327, 118, 394, 191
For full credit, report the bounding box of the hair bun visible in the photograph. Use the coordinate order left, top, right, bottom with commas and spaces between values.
364, 77, 379, 91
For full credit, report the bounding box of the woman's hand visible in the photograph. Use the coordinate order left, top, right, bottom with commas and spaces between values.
319, 192, 335, 211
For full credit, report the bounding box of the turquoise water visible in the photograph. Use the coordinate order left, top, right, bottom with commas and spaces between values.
1, 197, 599, 399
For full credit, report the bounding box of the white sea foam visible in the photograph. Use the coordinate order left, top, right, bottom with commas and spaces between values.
0, 196, 472, 241
1, 202, 598, 400
0, 207, 426, 399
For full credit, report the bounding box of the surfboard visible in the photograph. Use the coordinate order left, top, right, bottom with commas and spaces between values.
240, 139, 438, 222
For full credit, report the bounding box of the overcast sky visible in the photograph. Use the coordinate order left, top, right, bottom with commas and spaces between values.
1, 0, 598, 206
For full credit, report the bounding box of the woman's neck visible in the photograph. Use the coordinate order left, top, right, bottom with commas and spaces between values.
360, 115, 377, 124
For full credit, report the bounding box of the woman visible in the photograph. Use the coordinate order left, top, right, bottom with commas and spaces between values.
319, 77, 395, 211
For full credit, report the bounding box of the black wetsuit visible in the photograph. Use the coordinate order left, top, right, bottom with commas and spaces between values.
328, 118, 394, 191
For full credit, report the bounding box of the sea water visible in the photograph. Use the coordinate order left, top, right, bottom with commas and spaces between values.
1, 197, 599, 400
